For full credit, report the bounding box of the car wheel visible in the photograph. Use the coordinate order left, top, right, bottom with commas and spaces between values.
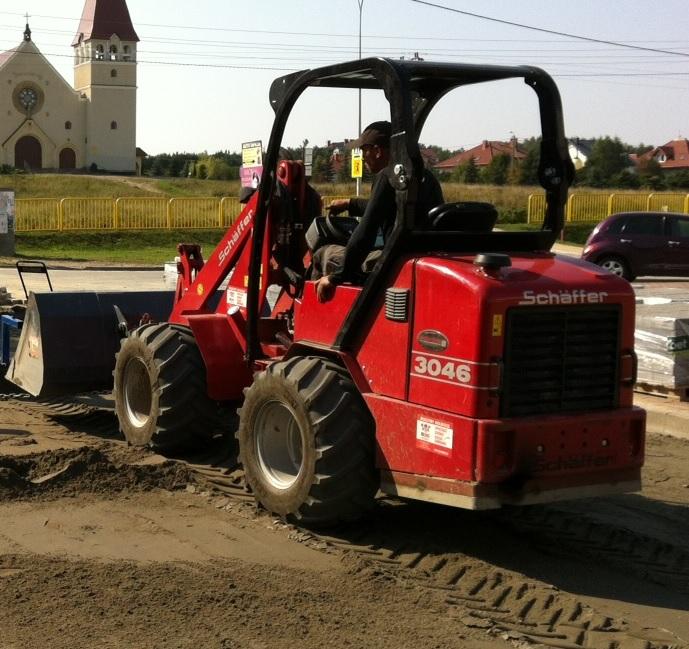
597, 255, 635, 281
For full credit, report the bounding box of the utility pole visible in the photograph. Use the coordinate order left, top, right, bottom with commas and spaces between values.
356, 0, 364, 197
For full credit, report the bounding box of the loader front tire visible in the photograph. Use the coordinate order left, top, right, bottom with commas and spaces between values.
114, 323, 219, 453
237, 356, 378, 526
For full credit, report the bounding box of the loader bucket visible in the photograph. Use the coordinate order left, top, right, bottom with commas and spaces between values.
6, 291, 175, 398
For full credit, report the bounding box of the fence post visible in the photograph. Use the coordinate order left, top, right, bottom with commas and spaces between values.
219, 198, 225, 228
607, 193, 614, 216
646, 193, 653, 211
566, 193, 574, 223
58, 199, 65, 231
167, 199, 173, 229
685, 193, 689, 214
114, 198, 121, 230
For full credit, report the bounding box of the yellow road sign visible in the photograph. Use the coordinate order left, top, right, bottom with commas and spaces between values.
351, 149, 363, 178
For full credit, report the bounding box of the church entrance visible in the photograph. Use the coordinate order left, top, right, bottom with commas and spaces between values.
59, 147, 76, 170
15, 136, 42, 170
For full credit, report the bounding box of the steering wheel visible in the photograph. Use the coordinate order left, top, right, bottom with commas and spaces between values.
323, 213, 359, 245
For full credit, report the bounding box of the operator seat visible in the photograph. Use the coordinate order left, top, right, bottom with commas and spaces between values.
427, 201, 498, 232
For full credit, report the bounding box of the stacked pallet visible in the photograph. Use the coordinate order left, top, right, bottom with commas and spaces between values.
635, 300, 689, 400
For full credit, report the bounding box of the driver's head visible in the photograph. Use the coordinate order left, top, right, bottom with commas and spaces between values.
349, 120, 391, 174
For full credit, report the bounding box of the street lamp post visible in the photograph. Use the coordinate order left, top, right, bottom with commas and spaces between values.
356, 0, 364, 197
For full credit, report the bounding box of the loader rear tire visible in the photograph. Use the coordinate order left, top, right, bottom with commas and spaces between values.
114, 323, 219, 453
237, 356, 378, 526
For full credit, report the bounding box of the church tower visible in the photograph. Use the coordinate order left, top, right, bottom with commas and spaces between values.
72, 0, 139, 172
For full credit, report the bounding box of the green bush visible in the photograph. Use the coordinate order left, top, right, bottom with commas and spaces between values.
561, 223, 596, 245
497, 207, 527, 224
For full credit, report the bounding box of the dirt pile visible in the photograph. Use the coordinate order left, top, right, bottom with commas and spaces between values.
0, 447, 192, 499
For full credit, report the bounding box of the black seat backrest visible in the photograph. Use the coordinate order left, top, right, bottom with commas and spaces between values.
426, 201, 498, 232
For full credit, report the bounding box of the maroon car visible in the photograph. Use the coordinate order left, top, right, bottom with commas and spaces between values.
581, 211, 689, 281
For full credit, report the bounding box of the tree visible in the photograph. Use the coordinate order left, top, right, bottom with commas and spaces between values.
481, 153, 510, 185
637, 157, 665, 190
583, 137, 628, 186
149, 157, 165, 177
420, 144, 456, 163
518, 137, 541, 185
610, 169, 641, 189
337, 150, 352, 183
451, 158, 479, 184
167, 157, 183, 178
312, 153, 333, 183
666, 170, 689, 190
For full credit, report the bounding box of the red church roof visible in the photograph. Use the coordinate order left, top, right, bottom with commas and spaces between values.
72, 0, 139, 46
0, 48, 15, 67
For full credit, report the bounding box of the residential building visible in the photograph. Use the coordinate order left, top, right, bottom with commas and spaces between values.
568, 138, 595, 170
434, 137, 525, 173
638, 139, 689, 171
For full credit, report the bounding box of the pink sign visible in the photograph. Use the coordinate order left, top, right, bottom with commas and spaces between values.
240, 166, 262, 188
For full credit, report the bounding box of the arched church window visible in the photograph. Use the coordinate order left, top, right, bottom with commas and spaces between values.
123, 45, 131, 62
111, 69, 118, 78
111, 121, 118, 130
65, 121, 72, 130
96, 44, 104, 61
109, 45, 118, 61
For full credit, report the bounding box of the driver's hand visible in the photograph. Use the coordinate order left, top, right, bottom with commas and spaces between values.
327, 199, 350, 215
316, 276, 336, 303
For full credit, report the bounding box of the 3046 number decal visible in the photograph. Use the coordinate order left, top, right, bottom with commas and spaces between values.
413, 355, 472, 384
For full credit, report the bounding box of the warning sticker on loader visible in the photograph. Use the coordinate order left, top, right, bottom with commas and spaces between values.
416, 417, 453, 457
226, 287, 247, 309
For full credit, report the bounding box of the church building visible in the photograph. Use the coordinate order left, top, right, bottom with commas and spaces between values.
0, 0, 139, 173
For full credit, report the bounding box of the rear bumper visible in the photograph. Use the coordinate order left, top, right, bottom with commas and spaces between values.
380, 467, 642, 510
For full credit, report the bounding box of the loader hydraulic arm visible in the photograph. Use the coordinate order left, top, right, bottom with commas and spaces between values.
169, 160, 318, 330
169, 191, 259, 322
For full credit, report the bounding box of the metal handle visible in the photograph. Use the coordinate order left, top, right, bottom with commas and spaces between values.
668, 241, 681, 247
15, 260, 53, 299
619, 238, 631, 244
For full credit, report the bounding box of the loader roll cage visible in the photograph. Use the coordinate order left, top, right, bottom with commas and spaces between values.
248, 57, 574, 362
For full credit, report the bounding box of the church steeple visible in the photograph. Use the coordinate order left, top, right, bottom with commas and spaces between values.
23, 13, 31, 42
72, 0, 139, 46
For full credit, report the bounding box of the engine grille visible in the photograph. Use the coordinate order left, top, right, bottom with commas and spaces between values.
501, 306, 620, 417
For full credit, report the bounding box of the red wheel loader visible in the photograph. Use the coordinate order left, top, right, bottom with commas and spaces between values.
8, 59, 645, 525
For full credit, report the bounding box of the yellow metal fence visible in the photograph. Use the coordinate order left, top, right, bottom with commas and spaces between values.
528, 192, 689, 224
15, 195, 352, 232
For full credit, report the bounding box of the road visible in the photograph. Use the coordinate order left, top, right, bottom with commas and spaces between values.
0, 266, 172, 299
0, 398, 687, 649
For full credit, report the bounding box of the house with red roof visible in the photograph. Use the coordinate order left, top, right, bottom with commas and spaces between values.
434, 137, 525, 173
637, 139, 689, 172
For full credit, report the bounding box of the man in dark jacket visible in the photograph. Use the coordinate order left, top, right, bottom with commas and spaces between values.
315, 121, 443, 302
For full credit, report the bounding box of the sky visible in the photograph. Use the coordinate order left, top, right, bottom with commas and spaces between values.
1, 0, 687, 155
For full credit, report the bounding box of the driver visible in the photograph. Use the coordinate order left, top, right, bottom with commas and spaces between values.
314, 120, 443, 302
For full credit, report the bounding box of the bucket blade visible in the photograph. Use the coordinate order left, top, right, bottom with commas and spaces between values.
6, 291, 174, 397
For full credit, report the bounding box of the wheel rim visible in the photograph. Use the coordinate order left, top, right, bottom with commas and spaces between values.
123, 357, 152, 428
600, 259, 625, 276
254, 400, 304, 490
